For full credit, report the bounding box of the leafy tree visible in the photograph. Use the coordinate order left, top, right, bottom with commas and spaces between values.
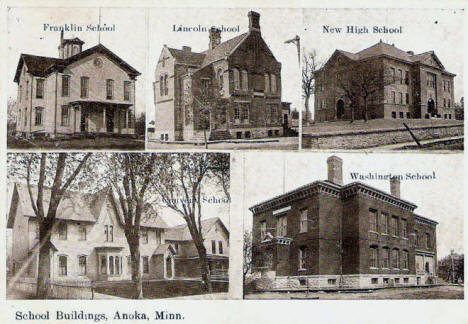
7, 153, 93, 298
154, 153, 230, 292
438, 251, 464, 283
302, 50, 321, 124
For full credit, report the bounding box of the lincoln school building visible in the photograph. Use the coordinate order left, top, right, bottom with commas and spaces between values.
314, 41, 456, 122
14, 32, 140, 138
249, 156, 437, 290
153, 11, 287, 142
7, 184, 229, 283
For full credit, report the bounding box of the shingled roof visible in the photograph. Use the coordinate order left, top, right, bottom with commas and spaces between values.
164, 217, 228, 241
14, 43, 141, 83
167, 32, 250, 69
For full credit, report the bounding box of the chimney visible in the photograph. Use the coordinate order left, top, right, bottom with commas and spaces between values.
182, 46, 191, 54
390, 177, 401, 198
327, 156, 343, 185
209, 27, 221, 50
60, 30, 64, 45
248, 11, 261, 32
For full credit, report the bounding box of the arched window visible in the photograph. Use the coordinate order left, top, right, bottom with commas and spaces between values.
370, 245, 378, 268
270, 74, 277, 93
264, 73, 270, 93
241, 70, 248, 91
160, 76, 164, 96
233, 68, 240, 90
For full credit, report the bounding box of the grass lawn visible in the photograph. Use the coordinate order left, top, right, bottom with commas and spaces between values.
147, 137, 298, 150
8, 136, 145, 150
303, 119, 463, 135
245, 285, 464, 300
94, 279, 228, 299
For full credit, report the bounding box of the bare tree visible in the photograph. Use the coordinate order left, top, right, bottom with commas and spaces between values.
326, 59, 394, 122
243, 230, 253, 295
104, 153, 158, 299
7, 153, 92, 298
302, 50, 321, 123
7, 97, 17, 134
154, 153, 230, 292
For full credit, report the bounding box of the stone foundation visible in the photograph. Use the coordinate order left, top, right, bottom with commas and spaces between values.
303, 124, 463, 149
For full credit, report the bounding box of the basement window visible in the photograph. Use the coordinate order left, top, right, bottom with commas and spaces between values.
299, 278, 307, 286
391, 112, 396, 119
371, 278, 378, 284
383, 278, 389, 284
394, 278, 400, 284
244, 131, 251, 138
328, 279, 336, 285
236, 132, 242, 139
403, 278, 409, 283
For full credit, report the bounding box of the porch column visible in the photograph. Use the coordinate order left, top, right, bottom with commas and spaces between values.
103, 107, 106, 132
118, 108, 122, 134
125, 109, 129, 130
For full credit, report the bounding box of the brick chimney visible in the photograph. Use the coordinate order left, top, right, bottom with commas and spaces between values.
327, 156, 343, 185
248, 11, 261, 33
209, 27, 221, 50
390, 177, 401, 198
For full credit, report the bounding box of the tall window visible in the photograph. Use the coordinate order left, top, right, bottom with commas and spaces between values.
427, 73, 436, 88
142, 228, 148, 244
270, 74, 277, 93
241, 104, 249, 122
218, 241, 223, 254
59, 255, 67, 275
392, 91, 396, 104
106, 79, 114, 99
392, 249, 400, 269
115, 256, 121, 275
277, 215, 287, 237
369, 209, 378, 232
24, 108, 28, 126
160, 76, 164, 96
370, 245, 378, 268
398, 69, 403, 84
399, 92, 403, 105
298, 246, 307, 270
58, 222, 67, 240
80, 76, 89, 98
391, 67, 396, 82
300, 209, 308, 233
19, 85, 23, 102
414, 230, 419, 245
381, 213, 389, 234
404, 71, 409, 85
401, 219, 408, 238
26, 80, 29, 100
390, 216, 398, 236
62, 75, 70, 97
402, 250, 409, 269
79, 225, 87, 241
426, 233, 430, 248
105, 225, 114, 242
61, 105, 70, 126
164, 75, 168, 96
124, 81, 131, 101
381, 247, 390, 268
212, 240, 216, 254
260, 221, 267, 240
78, 256, 87, 275
233, 68, 240, 90
100, 255, 107, 274
142, 256, 149, 274
264, 73, 270, 93
406, 93, 409, 105
234, 106, 240, 121
241, 70, 248, 91
34, 107, 43, 126
36, 79, 44, 98
109, 256, 115, 275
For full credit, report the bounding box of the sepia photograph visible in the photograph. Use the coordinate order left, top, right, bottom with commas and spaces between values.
243, 152, 463, 299
147, 8, 302, 150
7, 8, 147, 150
301, 9, 464, 151
6, 152, 230, 299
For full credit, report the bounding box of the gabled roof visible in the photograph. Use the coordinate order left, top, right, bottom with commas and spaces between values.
14, 43, 141, 83
167, 48, 205, 66
164, 217, 229, 241
153, 243, 176, 256
201, 32, 249, 67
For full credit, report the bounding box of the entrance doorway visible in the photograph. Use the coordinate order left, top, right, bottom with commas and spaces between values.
106, 108, 114, 132
336, 99, 345, 119
80, 109, 88, 132
427, 99, 436, 117
165, 255, 174, 279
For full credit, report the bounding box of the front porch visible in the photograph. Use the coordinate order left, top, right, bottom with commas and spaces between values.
70, 100, 135, 136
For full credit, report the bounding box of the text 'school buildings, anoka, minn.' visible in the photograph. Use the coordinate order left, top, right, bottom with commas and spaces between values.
8, 184, 229, 282
249, 156, 437, 291
153, 11, 292, 143
314, 41, 456, 122
14, 31, 140, 138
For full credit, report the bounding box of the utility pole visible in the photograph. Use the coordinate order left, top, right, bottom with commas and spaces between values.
285, 35, 302, 150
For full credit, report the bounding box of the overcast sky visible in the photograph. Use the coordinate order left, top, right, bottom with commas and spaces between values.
303, 8, 464, 118
242, 152, 463, 258
147, 8, 302, 123
7, 7, 147, 114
